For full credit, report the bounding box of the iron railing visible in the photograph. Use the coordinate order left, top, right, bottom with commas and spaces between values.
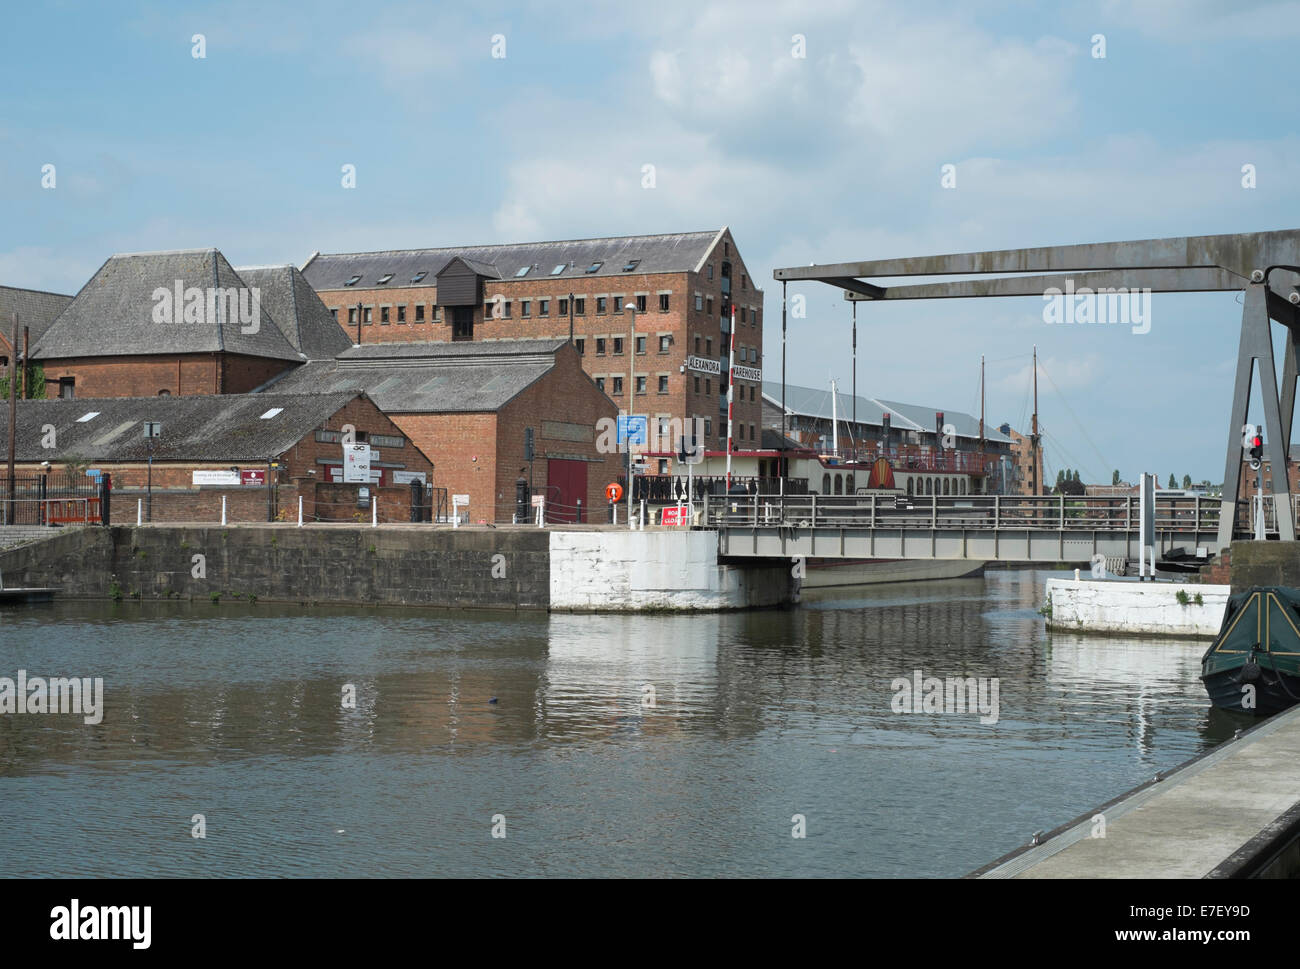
702, 492, 1229, 534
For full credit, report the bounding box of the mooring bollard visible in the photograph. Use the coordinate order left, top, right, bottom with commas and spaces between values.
372, 498, 377, 528
298, 495, 303, 527
136, 499, 142, 526
221, 496, 227, 526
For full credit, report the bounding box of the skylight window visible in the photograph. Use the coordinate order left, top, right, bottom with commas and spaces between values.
550, 264, 566, 276
514, 266, 530, 278
377, 273, 394, 285
410, 271, 427, 283
259, 408, 284, 419
76, 411, 100, 423
585, 261, 603, 273
623, 259, 640, 272
344, 274, 362, 286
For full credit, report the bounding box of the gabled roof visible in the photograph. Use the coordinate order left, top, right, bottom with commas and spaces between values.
234, 264, 353, 361
761, 381, 1015, 445
0, 285, 74, 348
266, 339, 575, 413
302, 229, 725, 290
0, 392, 364, 462
31, 249, 304, 363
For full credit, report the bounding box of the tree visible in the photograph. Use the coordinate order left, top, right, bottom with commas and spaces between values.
1183, 474, 1192, 489
1112, 469, 1120, 486
1073, 470, 1081, 484
1168, 473, 1177, 489
1056, 469, 1065, 485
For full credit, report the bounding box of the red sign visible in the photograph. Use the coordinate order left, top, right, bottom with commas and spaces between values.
241, 469, 266, 486
661, 505, 690, 527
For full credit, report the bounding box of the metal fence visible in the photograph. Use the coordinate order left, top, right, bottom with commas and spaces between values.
701, 492, 1227, 533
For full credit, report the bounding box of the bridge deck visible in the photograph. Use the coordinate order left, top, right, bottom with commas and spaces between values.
706, 493, 1258, 561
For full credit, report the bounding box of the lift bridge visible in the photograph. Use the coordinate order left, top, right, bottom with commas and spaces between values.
712, 228, 1300, 562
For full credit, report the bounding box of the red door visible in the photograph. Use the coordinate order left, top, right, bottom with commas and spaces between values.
546, 458, 588, 523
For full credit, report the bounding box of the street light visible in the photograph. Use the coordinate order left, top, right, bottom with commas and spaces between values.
143, 421, 161, 522
625, 301, 638, 528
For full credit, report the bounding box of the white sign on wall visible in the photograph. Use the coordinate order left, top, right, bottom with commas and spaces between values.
732, 365, 763, 383
392, 470, 427, 485
686, 355, 722, 375
193, 470, 240, 486
343, 444, 372, 483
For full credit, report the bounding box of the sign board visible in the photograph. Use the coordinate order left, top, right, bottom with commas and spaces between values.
241, 469, 266, 486
686, 355, 722, 375
343, 444, 371, 483
86, 469, 102, 479
732, 365, 762, 383
661, 505, 690, 527
325, 465, 343, 482
452, 494, 470, 505
530, 494, 545, 507
617, 415, 648, 446
392, 470, 426, 486
193, 470, 240, 486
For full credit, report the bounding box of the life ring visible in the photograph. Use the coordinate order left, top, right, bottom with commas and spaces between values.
605, 482, 624, 503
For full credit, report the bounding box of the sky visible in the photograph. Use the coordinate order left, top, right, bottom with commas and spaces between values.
2, 0, 1298, 485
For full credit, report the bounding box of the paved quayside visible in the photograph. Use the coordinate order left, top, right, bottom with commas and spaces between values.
973, 704, 1300, 878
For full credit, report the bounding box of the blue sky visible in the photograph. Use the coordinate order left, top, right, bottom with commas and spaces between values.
2, 0, 1297, 483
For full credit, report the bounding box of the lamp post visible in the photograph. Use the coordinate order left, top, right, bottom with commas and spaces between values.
625, 301, 638, 529
143, 420, 161, 522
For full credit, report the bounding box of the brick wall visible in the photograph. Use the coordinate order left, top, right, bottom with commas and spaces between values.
496, 344, 622, 518
388, 412, 497, 521
38, 353, 296, 398
313, 229, 765, 459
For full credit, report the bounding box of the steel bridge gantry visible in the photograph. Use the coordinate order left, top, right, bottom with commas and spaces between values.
774, 229, 1300, 547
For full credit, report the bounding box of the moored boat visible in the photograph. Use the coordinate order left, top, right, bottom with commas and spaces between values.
1201, 587, 1300, 716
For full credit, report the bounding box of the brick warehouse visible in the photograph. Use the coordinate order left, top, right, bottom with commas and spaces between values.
300, 228, 765, 462
0, 391, 436, 524
266, 340, 623, 523
27, 249, 350, 399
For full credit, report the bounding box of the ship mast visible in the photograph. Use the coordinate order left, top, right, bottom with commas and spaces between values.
1031, 344, 1040, 496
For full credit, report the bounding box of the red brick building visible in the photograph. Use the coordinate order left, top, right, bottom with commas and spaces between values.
300, 228, 764, 462
28, 249, 350, 399
0, 391, 436, 523
267, 340, 622, 522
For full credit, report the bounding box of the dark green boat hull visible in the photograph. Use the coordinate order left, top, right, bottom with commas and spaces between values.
1201, 587, 1300, 717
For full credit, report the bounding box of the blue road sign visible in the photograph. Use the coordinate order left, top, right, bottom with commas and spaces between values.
617, 415, 647, 446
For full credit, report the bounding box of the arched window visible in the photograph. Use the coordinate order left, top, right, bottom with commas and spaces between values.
925, 478, 932, 495
158, 389, 171, 396
846, 473, 855, 494
906, 477, 913, 495
834, 475, 843, 495
822, 473, 830, 494
961, 479, 967, 495
943, 478, 950, 495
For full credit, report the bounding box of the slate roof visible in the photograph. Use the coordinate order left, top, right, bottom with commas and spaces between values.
301, 229, 725, 291
0, 392, 361, 462
31, 249, 304, 363
265, 339, 571, 413
234, 264, 353, 361
762, 381, 1015, 445
0, 285, 74, 347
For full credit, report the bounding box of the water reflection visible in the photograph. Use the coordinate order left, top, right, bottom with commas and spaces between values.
0, 570, 1225, 877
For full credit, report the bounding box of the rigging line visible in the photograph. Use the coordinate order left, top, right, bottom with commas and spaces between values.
1041, 428, 1099, 484
1037, 363, 1112, 473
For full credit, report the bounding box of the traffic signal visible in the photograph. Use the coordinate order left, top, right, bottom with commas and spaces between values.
1250, 432, 1263, 463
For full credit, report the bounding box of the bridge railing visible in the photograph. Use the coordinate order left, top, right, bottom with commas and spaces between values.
703, 492, 1224, 533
